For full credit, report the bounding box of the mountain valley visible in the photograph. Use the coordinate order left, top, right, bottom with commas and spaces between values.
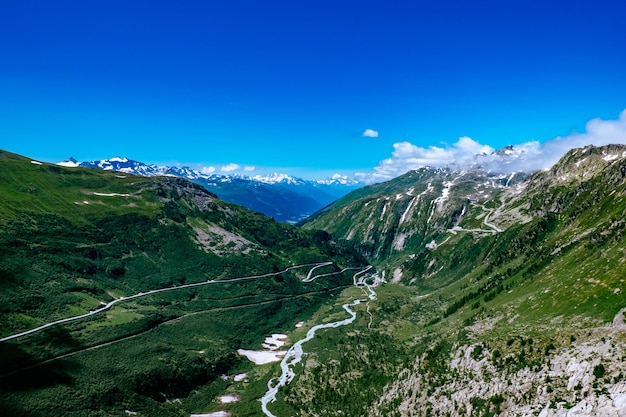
2, 144, 626, 416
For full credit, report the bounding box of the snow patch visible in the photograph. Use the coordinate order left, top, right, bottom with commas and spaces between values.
219, 395, 239, 404
30, 160, 42, 165
238, 333, 289, 365
432, 181, 453, 214
237, 349, 286, 365
93, 192, 131, 197
392, 268, 403, 283
262, 334, 288, 350
380, 201, 388, 220
190, 412, 230, 417
233, 373, 247, 382
399, 196, 417, 225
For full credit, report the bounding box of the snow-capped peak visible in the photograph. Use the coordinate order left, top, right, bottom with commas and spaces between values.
56, 157, 363, 190
316, 174, 361, 186
493, 145, 524, 157
57, 157, 80, 168
251, 172, 303, 185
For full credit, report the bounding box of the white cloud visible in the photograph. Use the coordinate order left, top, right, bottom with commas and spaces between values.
221, 163, 240, 172
243, 166, 256, 172
363, 129, 379, 138
491, 110, 626, 173
369, 137, 494, 182
365, 110, 626, 183
528, 109, 626, 171
201, 166, 216, 174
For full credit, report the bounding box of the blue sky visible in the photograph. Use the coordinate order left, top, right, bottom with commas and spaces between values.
1, 0, 626, 181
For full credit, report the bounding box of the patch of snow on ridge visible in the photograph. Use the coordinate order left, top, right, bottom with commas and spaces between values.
399, 196, 417, 225
433, 181, 453, 213
380, 201, 388, 220
31, 160, 42, 165
603, 154, 619, 162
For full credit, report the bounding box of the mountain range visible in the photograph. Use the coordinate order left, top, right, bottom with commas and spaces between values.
3, 144, 626, 416
57, 157, 362, 223
300, 144, 626, 416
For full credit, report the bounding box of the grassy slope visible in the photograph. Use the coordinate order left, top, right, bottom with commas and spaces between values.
0, 151, 161, 222
5, 145, 626, 416
0, 150, 367, 417
274, 146, 626, 416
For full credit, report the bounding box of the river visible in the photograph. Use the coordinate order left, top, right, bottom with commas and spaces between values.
260, 267, 377, 417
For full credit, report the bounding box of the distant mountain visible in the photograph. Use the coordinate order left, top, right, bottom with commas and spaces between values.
57, 157, 362, 223
303, 165, 527, 263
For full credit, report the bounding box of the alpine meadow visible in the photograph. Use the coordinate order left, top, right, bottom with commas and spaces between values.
3, 143, 626, 416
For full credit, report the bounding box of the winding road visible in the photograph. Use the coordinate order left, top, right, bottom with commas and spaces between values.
427, 202, 504, 250
0, 262, 341, 344
2, 260, 378, 417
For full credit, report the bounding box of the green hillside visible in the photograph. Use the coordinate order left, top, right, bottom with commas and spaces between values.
291, 145, 626, 416
4, 145, 626, 416
0, 150, 366, 416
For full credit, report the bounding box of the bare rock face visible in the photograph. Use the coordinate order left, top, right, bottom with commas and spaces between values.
372, 325, 626, 417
